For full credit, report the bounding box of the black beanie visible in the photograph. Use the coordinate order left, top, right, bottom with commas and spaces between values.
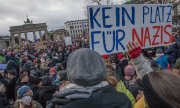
142, 74, 172, 108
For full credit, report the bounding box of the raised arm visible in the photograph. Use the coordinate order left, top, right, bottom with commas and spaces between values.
126, 42, 153, 79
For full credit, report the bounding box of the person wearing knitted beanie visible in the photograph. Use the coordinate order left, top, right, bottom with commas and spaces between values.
127, 42, 180, 108
48, 48, 132, 108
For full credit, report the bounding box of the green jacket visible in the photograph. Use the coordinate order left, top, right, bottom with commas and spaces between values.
116, 80, 136, 107
0, 55, 4, 63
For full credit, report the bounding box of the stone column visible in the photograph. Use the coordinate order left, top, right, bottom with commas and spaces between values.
33, 31, 36, 42
18, 33, 22, 45
10, 32, 15, 48
53, 32, 56, 41
24, 32, 28, 41
45, 29, 49, 41
39, 31, 42, 42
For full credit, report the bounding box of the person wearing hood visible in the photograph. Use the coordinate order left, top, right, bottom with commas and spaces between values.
155, 48, 169, 69
6, 60, 19, 74
47, 48, 132, 108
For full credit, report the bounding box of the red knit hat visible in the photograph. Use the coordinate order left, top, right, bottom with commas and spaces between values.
117, 53, 124, 60
102, 54, 109, 59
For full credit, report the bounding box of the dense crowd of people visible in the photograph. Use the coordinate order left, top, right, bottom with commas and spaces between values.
0, 29, 179, 108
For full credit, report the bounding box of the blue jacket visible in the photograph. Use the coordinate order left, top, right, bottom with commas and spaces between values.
156, 55, 169, 69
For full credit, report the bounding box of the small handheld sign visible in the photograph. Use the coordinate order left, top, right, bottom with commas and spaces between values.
65, 37, 72, 46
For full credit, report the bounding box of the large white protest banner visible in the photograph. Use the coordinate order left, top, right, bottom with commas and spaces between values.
65, 37, 72, 45
88, 4, 173, 55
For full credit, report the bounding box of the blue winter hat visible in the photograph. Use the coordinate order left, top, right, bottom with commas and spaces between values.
17, 86, 32, 98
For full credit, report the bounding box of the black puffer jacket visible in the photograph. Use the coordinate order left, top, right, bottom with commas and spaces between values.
38, 84, 56, 108
6, 77, 18, 101
0, 93, 10, 108
47, 85, 132, 108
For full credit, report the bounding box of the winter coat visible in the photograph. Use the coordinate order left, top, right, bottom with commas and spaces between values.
0, 55, 4, 63
0, 76, 8, 86
131, 54, 174, 108
166, 43, 179, 65
116, 81, 136, 107
134, 96, 146, 108
6, 77, 18, 101
38, 84, 56, 108
47, 85, 132, 108
0, 93, 10, 108
32, 86, 41, 102
156, 55, 169, 69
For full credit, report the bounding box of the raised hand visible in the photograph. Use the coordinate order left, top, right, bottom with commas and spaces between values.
126, 41, 142, 59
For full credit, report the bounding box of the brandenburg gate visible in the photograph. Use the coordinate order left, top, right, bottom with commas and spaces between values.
9, 17, 49, 47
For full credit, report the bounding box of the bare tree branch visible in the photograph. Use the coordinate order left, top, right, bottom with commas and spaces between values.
87, 0, 114, 5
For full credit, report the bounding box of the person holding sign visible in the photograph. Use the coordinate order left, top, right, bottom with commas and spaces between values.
127, 41, 180, 108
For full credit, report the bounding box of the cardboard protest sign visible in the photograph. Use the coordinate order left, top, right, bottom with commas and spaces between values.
35, 42, 47, 50
65, 37, 72, 45
88, 4, 173, 55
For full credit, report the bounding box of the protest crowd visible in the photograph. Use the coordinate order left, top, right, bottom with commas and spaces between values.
0, 25, 180, 108
0, 4, 180, 108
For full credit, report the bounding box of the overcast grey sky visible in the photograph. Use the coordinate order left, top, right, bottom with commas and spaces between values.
0, 0, 87, 36
0, 0, 125, 36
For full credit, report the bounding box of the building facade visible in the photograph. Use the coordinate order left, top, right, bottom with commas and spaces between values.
0, 36, 10, 49
49, 29, 68, 41
9, 17, 48, 47
64, 19, 89, 38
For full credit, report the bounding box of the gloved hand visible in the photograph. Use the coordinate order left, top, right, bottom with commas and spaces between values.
126, 42, 142, 59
